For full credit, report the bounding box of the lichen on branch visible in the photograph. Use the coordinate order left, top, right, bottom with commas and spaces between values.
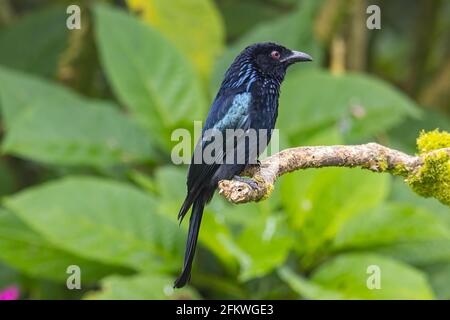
406, 130, 450, 205
218, 129, 450, 207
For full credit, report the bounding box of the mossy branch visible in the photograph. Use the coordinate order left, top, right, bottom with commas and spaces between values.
218, 130, 450, 207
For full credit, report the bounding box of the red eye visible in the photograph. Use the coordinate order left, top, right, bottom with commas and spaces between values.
271, 50, 281, 60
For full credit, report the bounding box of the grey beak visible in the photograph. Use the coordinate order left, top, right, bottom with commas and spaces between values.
282, 50, 313, 63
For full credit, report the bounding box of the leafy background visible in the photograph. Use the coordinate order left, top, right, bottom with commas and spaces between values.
0, 0, 449, 300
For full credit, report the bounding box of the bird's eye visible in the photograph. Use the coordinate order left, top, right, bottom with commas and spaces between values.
270, 50, 281, 60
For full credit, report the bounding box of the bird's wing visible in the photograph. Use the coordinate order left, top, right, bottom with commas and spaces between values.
189, 91, 252, 183
178, 92, 252, 222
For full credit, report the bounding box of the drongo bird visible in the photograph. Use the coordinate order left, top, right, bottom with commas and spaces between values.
174, 42, 312, 288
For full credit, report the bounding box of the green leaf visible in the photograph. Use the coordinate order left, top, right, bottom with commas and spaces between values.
85, 273, 199, 300
332, 204, 450, 251
0, 67, 156, 167
211, 0, 323, 92
311, 253, 434, 299
126, 0, 224, 79
280, 167, 390, 256
283, 253, 434, 299
0, 209, 125, 282
94, 4, 207, 148
0, 159, 16, 197
0, 6, 68, 77
0, 66, 80, 126
389, 176, 450, 226
366, 181, 450, 267
278, 266, 345, 299
371, 240, 450, 267
234, 215, 293, 281
278, 70, 421, 143
0, 262, 19, 288
2, 102, 156, 168
388, 110, 450, 154
423, 262, 450, 299
3, 177, 185, 272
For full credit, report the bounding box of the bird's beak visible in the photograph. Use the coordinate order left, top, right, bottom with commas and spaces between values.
281, 51, 313, 64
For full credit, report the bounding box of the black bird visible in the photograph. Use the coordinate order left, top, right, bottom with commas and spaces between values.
174, 42, 312, 288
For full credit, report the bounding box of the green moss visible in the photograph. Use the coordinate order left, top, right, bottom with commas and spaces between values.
362, 156, 389, 172
260, 183, 274, 201
378, 158, 389, 171
407, 151, 450, 206
390, 163, 409, 176
253, 175, 274, 201
417, 129, 450, 154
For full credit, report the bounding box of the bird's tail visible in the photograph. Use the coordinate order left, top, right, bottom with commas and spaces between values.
173, 198, 205, 288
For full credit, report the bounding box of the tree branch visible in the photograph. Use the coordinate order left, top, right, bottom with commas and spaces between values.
218, 143, 450, 204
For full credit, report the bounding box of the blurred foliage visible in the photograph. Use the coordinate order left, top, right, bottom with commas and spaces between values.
126, 0, 225, 80
0, 0, 449, 300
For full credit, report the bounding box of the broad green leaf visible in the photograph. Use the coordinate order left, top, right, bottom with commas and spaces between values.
388, 110, 450, 154
0, 262, 19, 289
389, 176, 450, 226
94, 4, 207, 148
280, 167, 389, 256
0, 209, 125, 282
423, 262, 450, 299
278, 70, 421, 143
126, 0, 224, 79
209, 195, 272, 227
308, 253, 434, 299
0, 160, 16, 196
310, 253, 435, 299
3, 177, 185, 272
0, 6, 68, 77
235, 215, 293, 281
372, 240, 450, 267
211, 0, 323, 92
0, 66, 80, 126
278, 266, 345, 299
0, 67, 156, 167
365, 181, 450, 266
85, 273, 199, 300
332, 204, 450, 251
2, 102, 156, 168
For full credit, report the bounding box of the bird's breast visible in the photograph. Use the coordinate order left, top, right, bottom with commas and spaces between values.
249, 80, 280, 130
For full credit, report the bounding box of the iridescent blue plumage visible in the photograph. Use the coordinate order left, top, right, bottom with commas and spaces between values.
174, 42, 312, 288
211, 92, 251, 132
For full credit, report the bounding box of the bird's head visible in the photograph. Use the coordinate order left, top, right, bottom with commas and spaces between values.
249, 42, 312, 76
222, 42, 312, 90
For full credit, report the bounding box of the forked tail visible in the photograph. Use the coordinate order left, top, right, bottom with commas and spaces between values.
173, 198, 205, 288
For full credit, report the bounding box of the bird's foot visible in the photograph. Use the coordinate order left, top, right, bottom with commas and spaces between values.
233, 175, 259, 190
244, 160, 261, 173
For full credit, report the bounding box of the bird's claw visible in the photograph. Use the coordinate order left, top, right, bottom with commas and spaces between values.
233, 175, 259, 190
245, 160, 261, 172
